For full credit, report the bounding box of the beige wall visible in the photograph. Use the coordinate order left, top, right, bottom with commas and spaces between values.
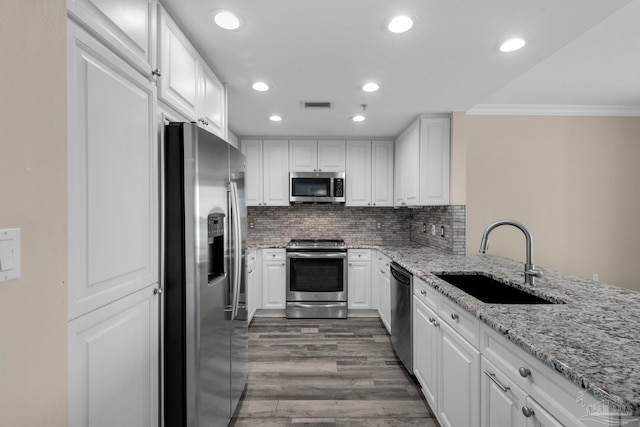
464, 115, 640, 292
0, 1, 68, 426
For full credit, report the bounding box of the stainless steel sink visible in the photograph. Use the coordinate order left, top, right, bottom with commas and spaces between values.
433, 272, 560, 304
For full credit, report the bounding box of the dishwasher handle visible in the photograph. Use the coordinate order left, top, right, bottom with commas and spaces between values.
391, 264, 411, 286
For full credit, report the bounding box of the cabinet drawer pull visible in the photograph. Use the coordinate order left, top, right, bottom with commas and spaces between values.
420, 289, 427, 296
451, 313, 459, 320
519, 367, 532, 378
432, 320, 440, 327
522, 406, 535, 418
428, 317, 435, 323
484, 370, 510, 393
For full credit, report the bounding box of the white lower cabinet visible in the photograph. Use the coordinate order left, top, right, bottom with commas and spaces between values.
347, 249, 372, 309
412, 276, 480, 427
262, 249, 286, 309
246, 249, 261, 323
375, 253, 392, 333
482, 356, 529, 427
68, 285, 159, 427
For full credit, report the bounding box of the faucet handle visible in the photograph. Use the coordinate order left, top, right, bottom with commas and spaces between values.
526, 268, 543, 278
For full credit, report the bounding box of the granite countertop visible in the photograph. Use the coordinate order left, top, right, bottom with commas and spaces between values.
247, 240, 640, 415
374, 244, 640, 417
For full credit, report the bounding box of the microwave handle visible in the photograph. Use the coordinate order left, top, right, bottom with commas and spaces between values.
329, 177, 335, 198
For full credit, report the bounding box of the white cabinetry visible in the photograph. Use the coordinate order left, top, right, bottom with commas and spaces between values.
262, 249, 286, 309
241, 140, 289, 206
395, 116, 450, 206
346, 140, 394, 207
246, 249, 261, 323
158, 6, 227, 138
289, 140, 345, 172
412, 276, 480, 427
347, 249, 372, 309
67, 20, 159, 427
376, 252, 392, 333
68, 286, 159, 427
67, 0, 157, 77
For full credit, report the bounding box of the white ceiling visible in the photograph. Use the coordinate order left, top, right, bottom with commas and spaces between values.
160, 0, 640, 138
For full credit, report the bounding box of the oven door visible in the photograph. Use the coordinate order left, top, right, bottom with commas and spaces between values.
286, 251, 347, 301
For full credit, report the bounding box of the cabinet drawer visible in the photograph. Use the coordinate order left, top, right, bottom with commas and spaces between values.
262, 248, 285, 260
481, 325, 600, 427
441, 297, 480, 348
247, 250, 257, 264
413, 276, 439, 311
348, 249, 371, 261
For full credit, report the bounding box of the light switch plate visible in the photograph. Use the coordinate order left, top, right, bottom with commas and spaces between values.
0, 228, 20, 283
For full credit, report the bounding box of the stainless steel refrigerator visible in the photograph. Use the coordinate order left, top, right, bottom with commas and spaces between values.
164, 122, 248, 427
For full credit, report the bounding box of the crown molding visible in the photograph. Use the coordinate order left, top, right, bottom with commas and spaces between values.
466, 104, 640, 117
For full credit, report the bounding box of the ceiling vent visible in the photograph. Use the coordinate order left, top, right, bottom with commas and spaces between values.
303, 101, 332, 109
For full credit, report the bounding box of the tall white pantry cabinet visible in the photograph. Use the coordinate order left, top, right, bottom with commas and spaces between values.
66, 1, 228, 426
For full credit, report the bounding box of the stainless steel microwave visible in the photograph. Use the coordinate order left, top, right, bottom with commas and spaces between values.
289, 172, 345, 203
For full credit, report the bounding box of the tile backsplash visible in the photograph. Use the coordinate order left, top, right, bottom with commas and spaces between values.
247, 204, 466, 254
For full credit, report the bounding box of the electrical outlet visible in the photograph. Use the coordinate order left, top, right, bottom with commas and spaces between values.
422, 223, 427, 233
593, 273, 599, 283
249, 221, 255, 229
377, 223, 381, 229
431, 225, 436, 235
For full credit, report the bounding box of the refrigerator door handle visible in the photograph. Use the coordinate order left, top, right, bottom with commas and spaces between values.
229, 181, 242, 320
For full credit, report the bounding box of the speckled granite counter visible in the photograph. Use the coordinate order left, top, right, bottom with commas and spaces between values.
247, 240, 640, 415
374, 244, 640, 417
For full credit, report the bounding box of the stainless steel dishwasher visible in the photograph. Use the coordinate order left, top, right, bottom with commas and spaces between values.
390, 262, 413, 373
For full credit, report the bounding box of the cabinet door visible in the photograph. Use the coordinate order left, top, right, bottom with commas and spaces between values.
246, 250, 261, 323
241, 140, 264, 206
69, 285, 159, 427
318, 140, 346, 172
346, 140, 372, 206
348, 261, 371, 309
198, 63, 227, 139
419, 118, 450, 205
158, 6, 198, 120
394, 131, 406, 206
262, 260, 286, 309
481, 357, 527, 427
372, 140, 394, 206
439, 320, 481, 427
289, 140, 318, 171
404, 120, 421, 205
381, 272, 391, 332
67, 0, 156, 76
413, 296, 439, 410
67, 21, 158, 319
263, 140, 290, 206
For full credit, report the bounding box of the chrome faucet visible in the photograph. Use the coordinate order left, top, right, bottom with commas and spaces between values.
479, 220, 542, 285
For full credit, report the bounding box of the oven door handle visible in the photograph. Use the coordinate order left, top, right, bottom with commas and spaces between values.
286, 252, 347, 259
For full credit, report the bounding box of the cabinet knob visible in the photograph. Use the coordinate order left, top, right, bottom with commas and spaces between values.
519, 367, 532, 378
153, 288, 163, 295
272, 254, 276, 257
248, 270, 253, 274
428, 317, 435, 323
433, 320, 440, 327
522, 406, 535, 418
282, 263, 285, 266
349, 263, 353, 267
451, 313, 459, 320
420, 290, 427, 296
152, 68, 161, 77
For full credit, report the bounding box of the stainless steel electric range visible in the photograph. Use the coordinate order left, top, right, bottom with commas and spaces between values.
286, 239, 347, 318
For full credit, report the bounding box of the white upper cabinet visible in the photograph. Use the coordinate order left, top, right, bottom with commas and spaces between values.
289, 140, 345, 172
158, 6, 198, 120
67, 20, 158, 319
346, 141, 372, 206
158, 6, 228, 139
67, 0, 157, 78
347, 140, 393, 207
420, 118, 450, 205
395, 116, 450, 206
198, 63, 227, 140
242, 140, 289, 206
372, 140, 394, 206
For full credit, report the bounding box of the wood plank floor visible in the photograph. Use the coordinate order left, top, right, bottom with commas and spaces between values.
229, 317, 441, 426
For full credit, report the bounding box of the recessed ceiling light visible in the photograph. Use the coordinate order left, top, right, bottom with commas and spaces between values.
251, 81, 271, 92
388, 15, 414, 33
499, 37, 527, 53
213, 10, 242, 30
269, 115, 282, 122
352, 115, 366, 122
362, 82, 380, 93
